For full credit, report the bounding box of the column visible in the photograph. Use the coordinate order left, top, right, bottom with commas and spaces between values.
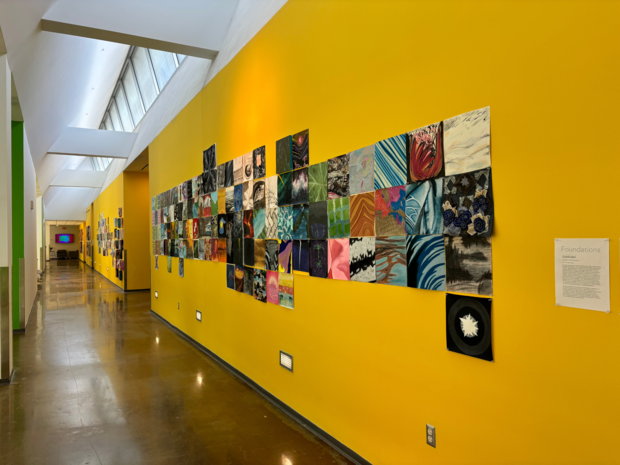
0, 54, 12, 382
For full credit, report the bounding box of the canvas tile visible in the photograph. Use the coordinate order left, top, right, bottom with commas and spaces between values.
254, 239, 266, 269
187, 239, 194, 258
197, 175, 204, 197
279, 273, 294, 309
292, 168, 309, 204
182, 201, 189, 220
308, 201, 328, 240
227, 264, 235, 289
243, 151, 253, 182
375, 133, 406, 189
226, 234, 234, 264
375, 236, 407, 286
233, 212, 243, 239
276, 135, 292, 174
210, 239, 219, 261
254, 208, 266, 239
211, 216, 218, 238
192, 218, 200, 239
292, 129, 309, 169
292, 240, 309, 274
225, 186, 234, 213
265, 208, 279, 239
444, 107, 491, 176
192, 176, 199, 198
218, 214, 228, 238
348, 144, 375, 195
243, 267, 254, 295
328, 239, 350, 280
234, 156, 243, 185
253, 146, 266, 179
244, 238, 254, 267
225, 160, 234, 187
217, 164, 225, 190
235, 265, 245, 292
406, 179, 443, 235
253, 179, 266, 210
375, 186, 406, 236
446, 293, 493, 361
292, 204, 309, 240
197, 196, 204, 219
445, 236, 492, 296
243, 210, 254, 238
442, 168, 493, 237
327, 154, 349, 199
349, 237, 376, 283
350, 192, 375, 237
309, 240, 328, 278
234, 184, 243, 212
278, 205, 293, 240
243, 180, 254, 211
407, 122, 444, 184
253, 269, 267, 302
265, 239, 280, 271
327, 197, 350, 239
200, 218, 209, 238
217, 188, 226, 214
309, 161, 327, 203
267, 271, 279, 304
209, 190, 218, 213
265, 176, 278, 209
278, 240, 293, 273
203, 144, 216, 171
167, 256, 172, 272
178, 258, 184, 277
277, 172, 292, 206
406, 235, 445, 291
204, 169, 217, 193
204, 237, 212, 260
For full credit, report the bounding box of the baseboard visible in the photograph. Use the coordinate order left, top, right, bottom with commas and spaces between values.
0, 369, 15, 385
150, 309, 371, 465
12, 328, 25, 334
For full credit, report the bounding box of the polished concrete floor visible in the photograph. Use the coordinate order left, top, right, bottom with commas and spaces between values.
0, 260, 354, 465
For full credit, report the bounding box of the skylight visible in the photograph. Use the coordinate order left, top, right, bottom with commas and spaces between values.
91, 157, 113, 171
100, 47, 186, 132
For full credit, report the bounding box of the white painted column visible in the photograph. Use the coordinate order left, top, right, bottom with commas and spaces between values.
0, 54, 12, 382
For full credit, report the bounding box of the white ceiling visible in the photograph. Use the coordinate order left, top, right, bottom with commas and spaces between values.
0, 0, 288, 222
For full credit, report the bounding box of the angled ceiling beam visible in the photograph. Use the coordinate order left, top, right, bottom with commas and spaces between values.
41, 0, 239, 60
48, 127, 135, 159
50, 169, 108, 188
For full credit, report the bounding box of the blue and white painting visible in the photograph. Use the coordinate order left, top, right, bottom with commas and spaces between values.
278, 206, 293, 240
405, 179, 443, 235
234, 184, 243, 212
406, 235, 445, 291
374, 134, 406, 189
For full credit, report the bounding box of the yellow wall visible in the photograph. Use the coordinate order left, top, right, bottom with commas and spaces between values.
78, 221, 85, 262
93, 173, 124, 288
123, 171, 151, 290
85, 206, 93, 267
149, 1, 620, 464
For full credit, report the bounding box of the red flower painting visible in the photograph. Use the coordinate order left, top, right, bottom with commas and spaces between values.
407, 122, 444, 183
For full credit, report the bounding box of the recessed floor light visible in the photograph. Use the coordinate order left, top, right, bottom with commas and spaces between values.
196, 310, 202, 321
280, 351, 293, 372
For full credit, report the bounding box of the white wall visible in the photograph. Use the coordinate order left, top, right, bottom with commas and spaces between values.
36, 196, 42, 271
47, 225, 80, 257
23, 128, 37, 324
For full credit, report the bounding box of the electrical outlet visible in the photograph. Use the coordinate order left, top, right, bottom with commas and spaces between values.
426, 424, 436, 448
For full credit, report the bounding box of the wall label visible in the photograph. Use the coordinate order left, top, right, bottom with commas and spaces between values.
554, 238, 610, 313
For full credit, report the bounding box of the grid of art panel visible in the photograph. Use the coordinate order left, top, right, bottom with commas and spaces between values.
151, 107, 494, 353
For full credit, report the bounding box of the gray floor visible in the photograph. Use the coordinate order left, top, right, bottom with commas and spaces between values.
0, 260, 354, 464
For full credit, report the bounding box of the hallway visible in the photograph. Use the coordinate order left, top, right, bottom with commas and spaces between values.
0, 261, 354, 465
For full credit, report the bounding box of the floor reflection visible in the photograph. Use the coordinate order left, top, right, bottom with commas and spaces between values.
0, 260, 354, 464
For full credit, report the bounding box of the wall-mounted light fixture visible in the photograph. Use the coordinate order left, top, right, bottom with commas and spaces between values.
280, 351, 293, 372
